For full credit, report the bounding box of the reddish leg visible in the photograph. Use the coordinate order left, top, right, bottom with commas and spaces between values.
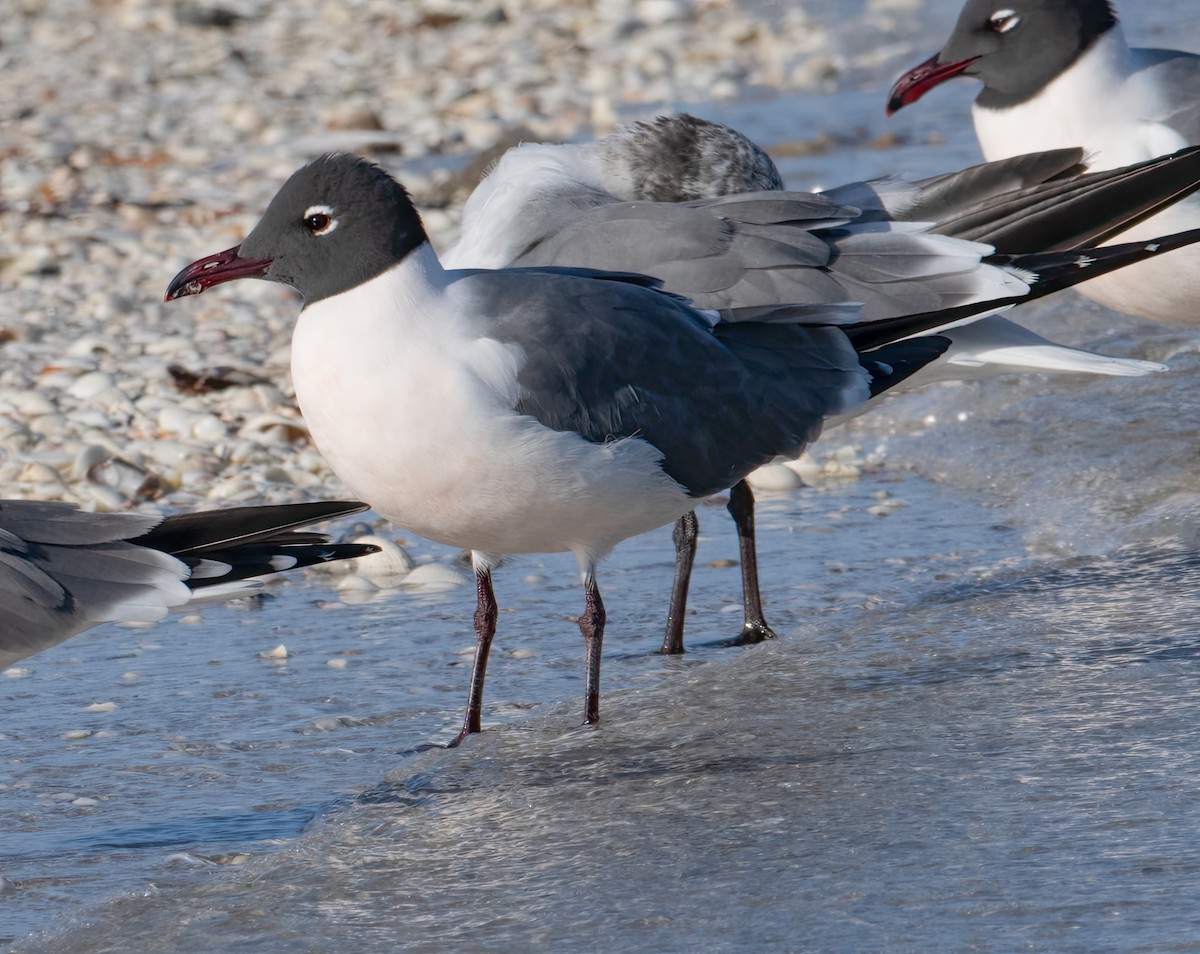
727, 480, 778, 645
448, 564, 498, 747
579, 575, 607, 725
660, 510, 699, 655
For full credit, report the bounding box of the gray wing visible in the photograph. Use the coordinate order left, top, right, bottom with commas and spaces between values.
460, 269, 870, 499
508, 192, 1022, 318
0, 501, 188, 670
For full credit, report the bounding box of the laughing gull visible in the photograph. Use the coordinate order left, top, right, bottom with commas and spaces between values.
887, 0, 1200, 322
445, 113, 1200, 652
165, 153, 1200, 738
1, 499, 375, 671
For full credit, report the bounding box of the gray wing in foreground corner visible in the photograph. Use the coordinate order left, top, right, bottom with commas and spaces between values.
0, 501, 188, 670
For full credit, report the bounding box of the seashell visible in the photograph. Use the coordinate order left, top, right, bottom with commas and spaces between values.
205, 476, 259, 501
71, 444, 110, 480
140, 439, 200, 468
823, 461, 861, 480
67, 371, 115, 401
157, 406, 201, 438
0, 416, 32, 451
336, 574, 379, 593
81, 484, 129, 512
258, 644, 289, 659
2, 390, 56, 416
67, 336, 115, 358
350, 535, 415, 579
19, 461, 65, 488
87, 455, 163, 500
238, 414, 309, 444
403, 562, 469, 590
190, 413, 228, 442
783, 455, 826, 484
745, 462, 803, 492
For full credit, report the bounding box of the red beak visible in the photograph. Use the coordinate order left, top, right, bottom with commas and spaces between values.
886, 53, 979, 115
164, 246, 272, 301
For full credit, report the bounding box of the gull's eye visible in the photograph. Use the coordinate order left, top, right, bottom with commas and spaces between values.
303, 205, 338, 236
988, 9, 1021, 33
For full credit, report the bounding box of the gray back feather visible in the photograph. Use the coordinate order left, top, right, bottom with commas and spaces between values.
458, 269, 868, 499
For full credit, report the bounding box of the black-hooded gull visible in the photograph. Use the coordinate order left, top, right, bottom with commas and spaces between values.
165, 153, 1200, 739
888, 0, 1200, 322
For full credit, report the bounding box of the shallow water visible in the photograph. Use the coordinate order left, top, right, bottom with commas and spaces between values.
6, 1, 1200, 950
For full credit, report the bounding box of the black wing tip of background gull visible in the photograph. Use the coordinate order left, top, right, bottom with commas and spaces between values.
843, 227, 1200, 351
952, 146, 1200, 254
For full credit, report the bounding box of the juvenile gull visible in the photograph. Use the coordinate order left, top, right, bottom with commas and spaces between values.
447, 114, 1200, 652
166, 153, 1200, 739
888, 0, 1200, 323
1, 499, 375, 671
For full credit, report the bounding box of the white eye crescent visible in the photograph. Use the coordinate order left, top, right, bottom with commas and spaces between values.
303, 204, 338, 236
989, 9, 1021, 33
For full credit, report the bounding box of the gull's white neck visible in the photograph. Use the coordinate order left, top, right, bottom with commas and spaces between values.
972, 26, 1185, 168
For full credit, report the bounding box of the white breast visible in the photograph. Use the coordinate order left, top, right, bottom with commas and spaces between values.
290, 248, 693, 562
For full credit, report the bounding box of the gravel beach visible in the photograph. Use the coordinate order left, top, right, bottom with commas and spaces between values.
0, 0, 908, 519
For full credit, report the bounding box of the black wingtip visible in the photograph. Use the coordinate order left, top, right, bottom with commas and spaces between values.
182, 542, 381, 590
844, 227, 1200, 351
137, 500, 371, 555
861, 336, 953, 398
940, 146, 1200, 254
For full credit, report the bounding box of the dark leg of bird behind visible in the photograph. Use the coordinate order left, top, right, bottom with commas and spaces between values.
579, 576, 607, 725
660, 510, 699, 655
449, 565, 498, 747
728, 479, 778, 645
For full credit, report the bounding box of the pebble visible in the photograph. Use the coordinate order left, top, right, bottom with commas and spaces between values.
404, 563, 470, 590
336, 574, 380, 594
66, 372, 115, 400
349, 536, 416, 579
745, 462, 804, 492
258, 644, 290, 660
